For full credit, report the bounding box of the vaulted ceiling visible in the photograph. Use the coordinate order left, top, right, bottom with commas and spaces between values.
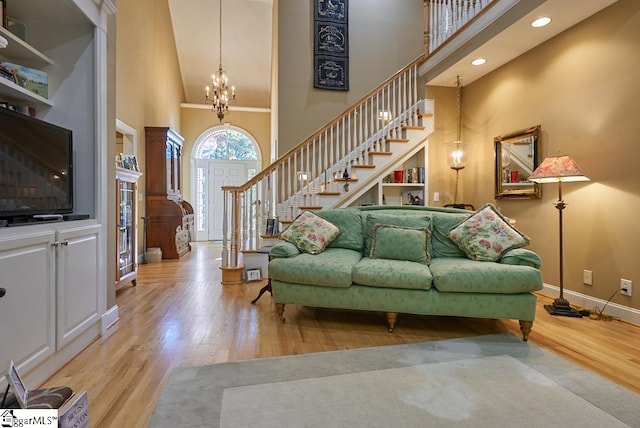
166, 0, 617, 111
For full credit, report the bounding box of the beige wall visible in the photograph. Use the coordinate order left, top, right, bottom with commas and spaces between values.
451, 0, 640, 310
112, 0, 184, 308
278, 0, 424, 153
179, 108, 272, 201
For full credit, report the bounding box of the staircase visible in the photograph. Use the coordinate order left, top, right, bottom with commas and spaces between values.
218, 0, 521, 283
219, 56, 437, 283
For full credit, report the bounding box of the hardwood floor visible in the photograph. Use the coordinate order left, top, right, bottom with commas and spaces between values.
41, 242, 640, 427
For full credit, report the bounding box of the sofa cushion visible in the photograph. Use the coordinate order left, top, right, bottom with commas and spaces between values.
268, 248, 361, 288
499, 248, 542, 268
362, 213, 432, 256
280, 210, 341, 254
429, 257, 542, 293
352, 257, 433, 290
268, 241, 301, 258
315, 208, 363, 252
448, 204, 530, 262
430, 212, 469, 258
370, 224, 430, 264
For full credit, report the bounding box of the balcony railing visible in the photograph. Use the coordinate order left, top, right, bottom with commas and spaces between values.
424, 0, 495, 54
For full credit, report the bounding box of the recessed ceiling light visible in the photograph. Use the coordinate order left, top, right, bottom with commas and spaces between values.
471, 58, 486, 66
531, 17, 551, 28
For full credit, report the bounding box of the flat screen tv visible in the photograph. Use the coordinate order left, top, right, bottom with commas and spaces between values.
0, 107, 73, 224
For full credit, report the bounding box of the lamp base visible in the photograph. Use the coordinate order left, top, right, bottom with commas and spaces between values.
544, 298, 584, 317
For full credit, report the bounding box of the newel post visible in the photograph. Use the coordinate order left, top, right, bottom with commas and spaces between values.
220, 186, 244, 285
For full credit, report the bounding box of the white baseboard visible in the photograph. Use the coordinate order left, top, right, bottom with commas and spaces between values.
540, 283, 640, 326
101, 304, 119, 334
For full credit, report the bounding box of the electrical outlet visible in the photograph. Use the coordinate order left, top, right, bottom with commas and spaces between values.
620, 279, 632, 296
583, 270, 593, 285
433, 192, 440, 202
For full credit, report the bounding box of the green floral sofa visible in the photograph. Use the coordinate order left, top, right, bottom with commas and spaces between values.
268, 205, 543, 341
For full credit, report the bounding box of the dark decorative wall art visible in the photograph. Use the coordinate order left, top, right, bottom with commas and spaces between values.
314, 0, 349, 91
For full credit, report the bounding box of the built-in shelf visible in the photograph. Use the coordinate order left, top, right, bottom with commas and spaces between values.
502, 182, 534, 188
0, 26, 54, 66
0, 26, 54, 107
0, 77, 53, 107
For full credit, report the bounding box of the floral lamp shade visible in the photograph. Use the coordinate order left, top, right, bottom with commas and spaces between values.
528, 155, 590, 183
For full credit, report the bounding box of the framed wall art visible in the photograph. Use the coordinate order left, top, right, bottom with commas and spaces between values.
313, 0, 349, 91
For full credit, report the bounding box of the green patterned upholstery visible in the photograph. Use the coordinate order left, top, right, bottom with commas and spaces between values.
362, 212, 432, 256
429, 257, 543, 294
316, 208, 364, 252
268, 206, 543, 337
352, 258, 433, 290
269, 248, 362, 288
370, 224, 430, 264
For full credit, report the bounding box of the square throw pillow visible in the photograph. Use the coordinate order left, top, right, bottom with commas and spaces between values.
370, 224, 431, 264
448, 203, 530, 262
280, 211, 341, 254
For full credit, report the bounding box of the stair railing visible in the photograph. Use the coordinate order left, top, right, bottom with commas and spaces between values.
220, 55, 426, 275
424, 0, 495, 54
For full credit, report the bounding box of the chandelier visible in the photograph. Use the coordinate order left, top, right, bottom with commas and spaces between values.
205, 0, 236, 122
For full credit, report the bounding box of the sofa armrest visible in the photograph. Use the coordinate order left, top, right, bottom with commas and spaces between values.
269, 241, 301, 259
498, 248, 542, 268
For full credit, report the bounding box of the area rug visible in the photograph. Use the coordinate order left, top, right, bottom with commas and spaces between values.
150, 334, 640, 427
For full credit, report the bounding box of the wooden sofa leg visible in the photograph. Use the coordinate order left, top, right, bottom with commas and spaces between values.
276, 303, 286, 322
386, 312, 398, 332
519, 320, 533, 341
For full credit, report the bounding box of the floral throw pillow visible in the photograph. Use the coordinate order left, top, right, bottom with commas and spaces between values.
448, 203, 530, 262
280, 211, 341, 254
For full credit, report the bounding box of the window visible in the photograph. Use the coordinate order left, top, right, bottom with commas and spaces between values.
195, 126, 259, 161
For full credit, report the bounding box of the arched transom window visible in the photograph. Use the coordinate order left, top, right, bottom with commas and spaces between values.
195, 126, 259, 160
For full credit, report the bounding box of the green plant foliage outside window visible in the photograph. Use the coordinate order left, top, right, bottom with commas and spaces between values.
196, 128, 258, 160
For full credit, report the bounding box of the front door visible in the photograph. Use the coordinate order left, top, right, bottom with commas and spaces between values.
208, 161, 247, 240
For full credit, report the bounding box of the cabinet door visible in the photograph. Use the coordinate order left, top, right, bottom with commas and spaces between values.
117, 179, 137, 283
0, 232, 56, 378
56, 225, 101, 349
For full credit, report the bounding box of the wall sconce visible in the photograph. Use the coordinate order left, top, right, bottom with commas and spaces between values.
297, 171, 309, 183
378, 110, 392, 122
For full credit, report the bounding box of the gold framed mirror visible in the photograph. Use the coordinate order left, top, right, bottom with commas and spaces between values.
494, 125, 541, 199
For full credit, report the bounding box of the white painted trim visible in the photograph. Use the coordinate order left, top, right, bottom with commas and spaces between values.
101, 304, 119, 334
181, 103, 271, 113
0, 35, 7, 49
540, 283, 640, 326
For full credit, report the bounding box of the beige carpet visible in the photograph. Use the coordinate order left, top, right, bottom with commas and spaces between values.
151, 334, 640, 427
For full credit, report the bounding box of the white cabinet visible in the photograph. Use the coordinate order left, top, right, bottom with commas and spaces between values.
0, 0, 112, 388
0, 232, 56, 375
56, 225, 101, 349
0, 222, 102, 388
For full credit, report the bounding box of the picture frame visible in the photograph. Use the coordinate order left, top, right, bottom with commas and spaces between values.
120, 153, 139, 171
6, 360, 29, 408
246, 268, 262, 282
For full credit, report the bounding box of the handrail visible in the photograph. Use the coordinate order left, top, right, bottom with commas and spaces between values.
235, 54, 426, 193
220, 55, 428, 281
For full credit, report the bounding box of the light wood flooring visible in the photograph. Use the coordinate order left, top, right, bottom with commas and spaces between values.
41, 242, 640, 427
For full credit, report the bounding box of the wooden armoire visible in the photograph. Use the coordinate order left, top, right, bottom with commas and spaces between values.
144, 127, 194, 259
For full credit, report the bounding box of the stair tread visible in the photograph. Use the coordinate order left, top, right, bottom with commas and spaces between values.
318, 191, 341, 195
299, 206, 323, 210
404, 125, 425, 130
386, 138, 409, 142
370, 151, 392, 155
352, 164, 376, 169
335, 178, 358, 182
